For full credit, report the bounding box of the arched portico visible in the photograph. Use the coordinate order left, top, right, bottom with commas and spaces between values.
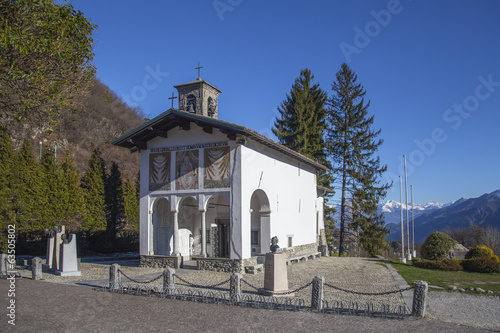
177, 196, 201, 260
151, 197, 173, 255
250, 189, 271, 255
206, 195, 231, 258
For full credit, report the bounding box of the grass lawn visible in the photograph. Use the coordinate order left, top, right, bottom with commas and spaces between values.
387, 258, 500, 292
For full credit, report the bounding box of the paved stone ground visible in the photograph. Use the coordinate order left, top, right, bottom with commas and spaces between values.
0, 279, 491, 333
3, 256, 499, 332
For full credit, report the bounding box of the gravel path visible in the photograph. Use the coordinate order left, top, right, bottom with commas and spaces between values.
13, 256, 500, 330
426, 291, 500, 331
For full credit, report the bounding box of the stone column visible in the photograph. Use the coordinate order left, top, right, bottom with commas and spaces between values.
172, 210, 180, 256
0, 253, 7, 277
200, 209, 207, 257
412, 280, 428, 317
311, 276, 325, 311
109, 263, 121, 289
32, 257, 42, 280
45, 235, 55, 268
230, 273, 242, 299
163, 267, 176, 290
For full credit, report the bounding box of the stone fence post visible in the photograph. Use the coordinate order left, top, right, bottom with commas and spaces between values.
412, 280, 428, 317
230, 273, 242, 299
109, 263, 121, 289
311, 276, 325, 311
163, 268, 175, 291
32, 257, 42, 280
0, 254, 7, 277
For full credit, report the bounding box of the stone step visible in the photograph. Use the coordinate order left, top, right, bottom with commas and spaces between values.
245, 264, 263, 274
181, 260, 197, 270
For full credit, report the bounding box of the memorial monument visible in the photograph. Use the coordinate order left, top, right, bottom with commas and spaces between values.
259, 236, 293, 296
44, 226, 81, 276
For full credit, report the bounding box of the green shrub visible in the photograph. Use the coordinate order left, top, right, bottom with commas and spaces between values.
466, 245, 495, 259
461, 257, 500, 273
412, 258, 463, 271
420, 232, 457, 260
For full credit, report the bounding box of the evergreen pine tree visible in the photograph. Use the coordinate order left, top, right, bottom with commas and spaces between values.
105, 161, 124, 242
273, 68, 335, 247
59, 151, 85, 230
327, 63, 390, 257
40, 146, 60, 227
13, 138, 46, 232
123, 176, 139, 234
0, 127, 15, 252
272, 69, 328, 166
80, 148, 107, 234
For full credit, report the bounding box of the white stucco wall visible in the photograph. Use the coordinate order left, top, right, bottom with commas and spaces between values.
239, 139, 320, 259
137, 126, 323, 260
138, 126, 237, 256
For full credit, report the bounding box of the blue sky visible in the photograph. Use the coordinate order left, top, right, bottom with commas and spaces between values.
67, 0, 500, 205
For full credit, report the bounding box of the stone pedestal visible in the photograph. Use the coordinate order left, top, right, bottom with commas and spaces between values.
0, 254, 7, 277
320, 245, 327, 257
259, 253, 293, 296
32, 257, 43, 280
56, 234, 81, 277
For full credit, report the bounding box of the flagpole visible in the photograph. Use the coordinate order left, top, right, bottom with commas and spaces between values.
399, 176, 405, 263
411, 185, 415, 257
404, 155, 411, 261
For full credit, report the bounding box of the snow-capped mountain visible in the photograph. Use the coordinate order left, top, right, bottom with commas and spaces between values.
385, 189, 500, 243
378, 200, 443, 226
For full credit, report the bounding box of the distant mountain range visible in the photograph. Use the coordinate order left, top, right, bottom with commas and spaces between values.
329, 190, 500, 244
383, 190, 500, 243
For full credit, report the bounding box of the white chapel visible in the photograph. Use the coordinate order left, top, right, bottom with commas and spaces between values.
112, 74, 330, 272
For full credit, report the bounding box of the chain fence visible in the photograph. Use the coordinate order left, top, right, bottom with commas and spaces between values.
324, 282, 413, 296
118, 269, 163, 284
102, 270, 414, 319
173, 274, 231, 289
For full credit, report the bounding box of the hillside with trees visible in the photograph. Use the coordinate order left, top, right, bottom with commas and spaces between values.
0, 0, 145, 254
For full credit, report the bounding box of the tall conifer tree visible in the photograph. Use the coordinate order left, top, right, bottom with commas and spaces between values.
80, 148, 106, 233
59, 152, 84, 230
272, 68, 331, 187
14, 138, 46, 232
0, 127, 15, 252
123, 176, 139, 233
327, 63, 390, 256
40, 146, 61, 227
105, 161, 124, 241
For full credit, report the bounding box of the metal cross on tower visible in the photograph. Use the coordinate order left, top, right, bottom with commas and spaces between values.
195, 61, 203, 79
168, 92, 177, 108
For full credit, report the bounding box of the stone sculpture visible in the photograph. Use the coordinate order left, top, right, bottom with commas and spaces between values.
270, 236, 279, 253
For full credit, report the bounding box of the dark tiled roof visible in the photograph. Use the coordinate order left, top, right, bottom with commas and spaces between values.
111, 109, 328, 171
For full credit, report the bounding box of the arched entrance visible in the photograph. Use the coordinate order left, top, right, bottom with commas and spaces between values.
152, 197, 172, 255
178, 196, 201, 259
250, 190, 270, 255
206, 195, 230, 258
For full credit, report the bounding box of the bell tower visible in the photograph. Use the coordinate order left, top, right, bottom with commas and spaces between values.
174, 63, 221, 119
